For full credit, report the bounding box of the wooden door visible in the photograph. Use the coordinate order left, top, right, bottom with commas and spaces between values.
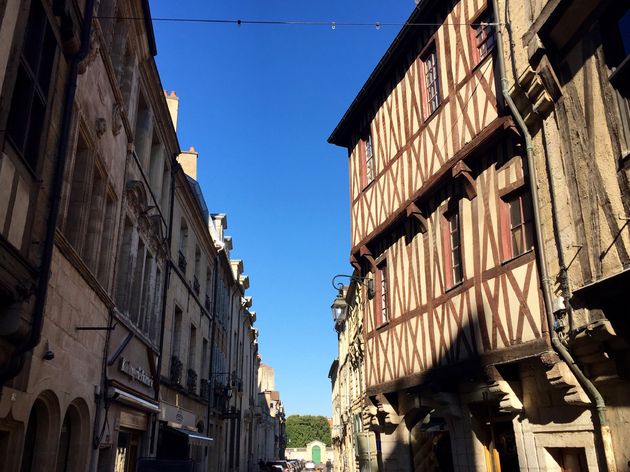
312, 445, 321, 464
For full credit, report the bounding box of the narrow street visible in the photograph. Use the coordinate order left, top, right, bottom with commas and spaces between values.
0, 0, 629, 471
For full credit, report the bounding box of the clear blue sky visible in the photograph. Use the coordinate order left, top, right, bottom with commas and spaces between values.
150, 1, 414, 416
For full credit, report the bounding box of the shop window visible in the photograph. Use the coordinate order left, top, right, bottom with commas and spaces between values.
442, 208, 463, 287
6, 0, 58, 170
471, 9, 496, 63
115, 430, 140, 472
421, 44, 441, 117
501, 191, 534, 260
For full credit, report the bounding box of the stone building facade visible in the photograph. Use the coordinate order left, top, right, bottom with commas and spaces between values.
0, 1, 284, 471
329, 280, 371, 472
499, 0, 630, 469
328, 0, 629, 470
255, 363, 287, 465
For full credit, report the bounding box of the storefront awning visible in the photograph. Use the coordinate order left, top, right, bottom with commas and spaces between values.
108, 387, 161, 413
166, 426, 213, 446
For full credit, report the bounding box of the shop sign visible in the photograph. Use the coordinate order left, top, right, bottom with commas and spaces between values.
160, 402, 196, 428
119, 357, 154, 388
119, 410, 148, 430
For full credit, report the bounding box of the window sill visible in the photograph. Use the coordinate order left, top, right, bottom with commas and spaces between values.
470, 49, 494, 74
445, 280, 464, 294
423, 103, 442, 124
501, 248, 534, 266
361, 178, 376, 193
375, 321, 389, 332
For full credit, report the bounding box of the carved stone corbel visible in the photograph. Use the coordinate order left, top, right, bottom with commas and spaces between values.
540, 351, 591, 406
95, 118, 107, 138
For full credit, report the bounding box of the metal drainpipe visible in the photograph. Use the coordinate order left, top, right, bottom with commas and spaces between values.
491, 0, 617, 470
0, 0, 97, 385
151, 157, 178, 457
206, 254, 221, 443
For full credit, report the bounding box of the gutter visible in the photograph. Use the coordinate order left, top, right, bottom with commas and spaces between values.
0, 0, 97, 385
491, 0, 617, 470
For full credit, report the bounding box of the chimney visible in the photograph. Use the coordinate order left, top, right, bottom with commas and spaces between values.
165, 90, 179, 130
177, 146, 198, 179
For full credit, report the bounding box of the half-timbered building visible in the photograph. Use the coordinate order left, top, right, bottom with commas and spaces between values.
329, 0, 605, 470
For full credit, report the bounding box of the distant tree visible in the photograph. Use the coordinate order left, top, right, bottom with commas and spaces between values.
285, 415, 331, 448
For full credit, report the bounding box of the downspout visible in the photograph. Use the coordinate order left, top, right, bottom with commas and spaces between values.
0, 0, 97, 385
206, 254, 220, 443
152, 158, 178, 453
491, 1, 616, 470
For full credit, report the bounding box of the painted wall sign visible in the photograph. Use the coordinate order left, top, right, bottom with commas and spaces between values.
119, 357, 154, 388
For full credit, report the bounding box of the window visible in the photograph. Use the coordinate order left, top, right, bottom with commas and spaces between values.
501, 192, 534, 259
172, 306, 183, 360
422, 46, 440, 116
602, 4, 630, 150
178, 219, 188, 272
62, 125, 117, 287
374, 260, 388, 326
115, 218, 133, 312
360, 132, 375, 187
442, 209, 463, 287
472, 10, 496, 62
6, 0, 58, 169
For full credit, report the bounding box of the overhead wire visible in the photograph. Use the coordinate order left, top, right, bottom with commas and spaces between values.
94, 16, 503, 28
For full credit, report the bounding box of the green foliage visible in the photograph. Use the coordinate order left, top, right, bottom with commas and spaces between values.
285, 415, 331, 448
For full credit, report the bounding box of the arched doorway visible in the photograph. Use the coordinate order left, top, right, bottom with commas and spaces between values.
56, 400, 90, 472
21, 392, 60, 472
312, 445, 321, 464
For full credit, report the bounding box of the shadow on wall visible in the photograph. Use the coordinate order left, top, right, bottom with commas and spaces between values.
366, 294, 601, 471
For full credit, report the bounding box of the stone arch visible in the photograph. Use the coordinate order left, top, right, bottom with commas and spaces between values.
20, 390, 61, 472
56, 398, 91, 472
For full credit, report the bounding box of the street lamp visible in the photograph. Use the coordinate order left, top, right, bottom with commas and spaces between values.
330, 274, 374, 322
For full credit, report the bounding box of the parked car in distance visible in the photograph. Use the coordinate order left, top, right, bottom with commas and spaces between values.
305, 462, 315, 470
267, 460, 291, 472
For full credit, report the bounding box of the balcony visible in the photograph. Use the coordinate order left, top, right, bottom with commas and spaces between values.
170, 356, 183, 385
178, 251, 187, 273
187, 368, 198, 394
193, 276, 200, 296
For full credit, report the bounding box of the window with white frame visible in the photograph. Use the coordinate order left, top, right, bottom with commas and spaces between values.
422, 45, 440, 116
